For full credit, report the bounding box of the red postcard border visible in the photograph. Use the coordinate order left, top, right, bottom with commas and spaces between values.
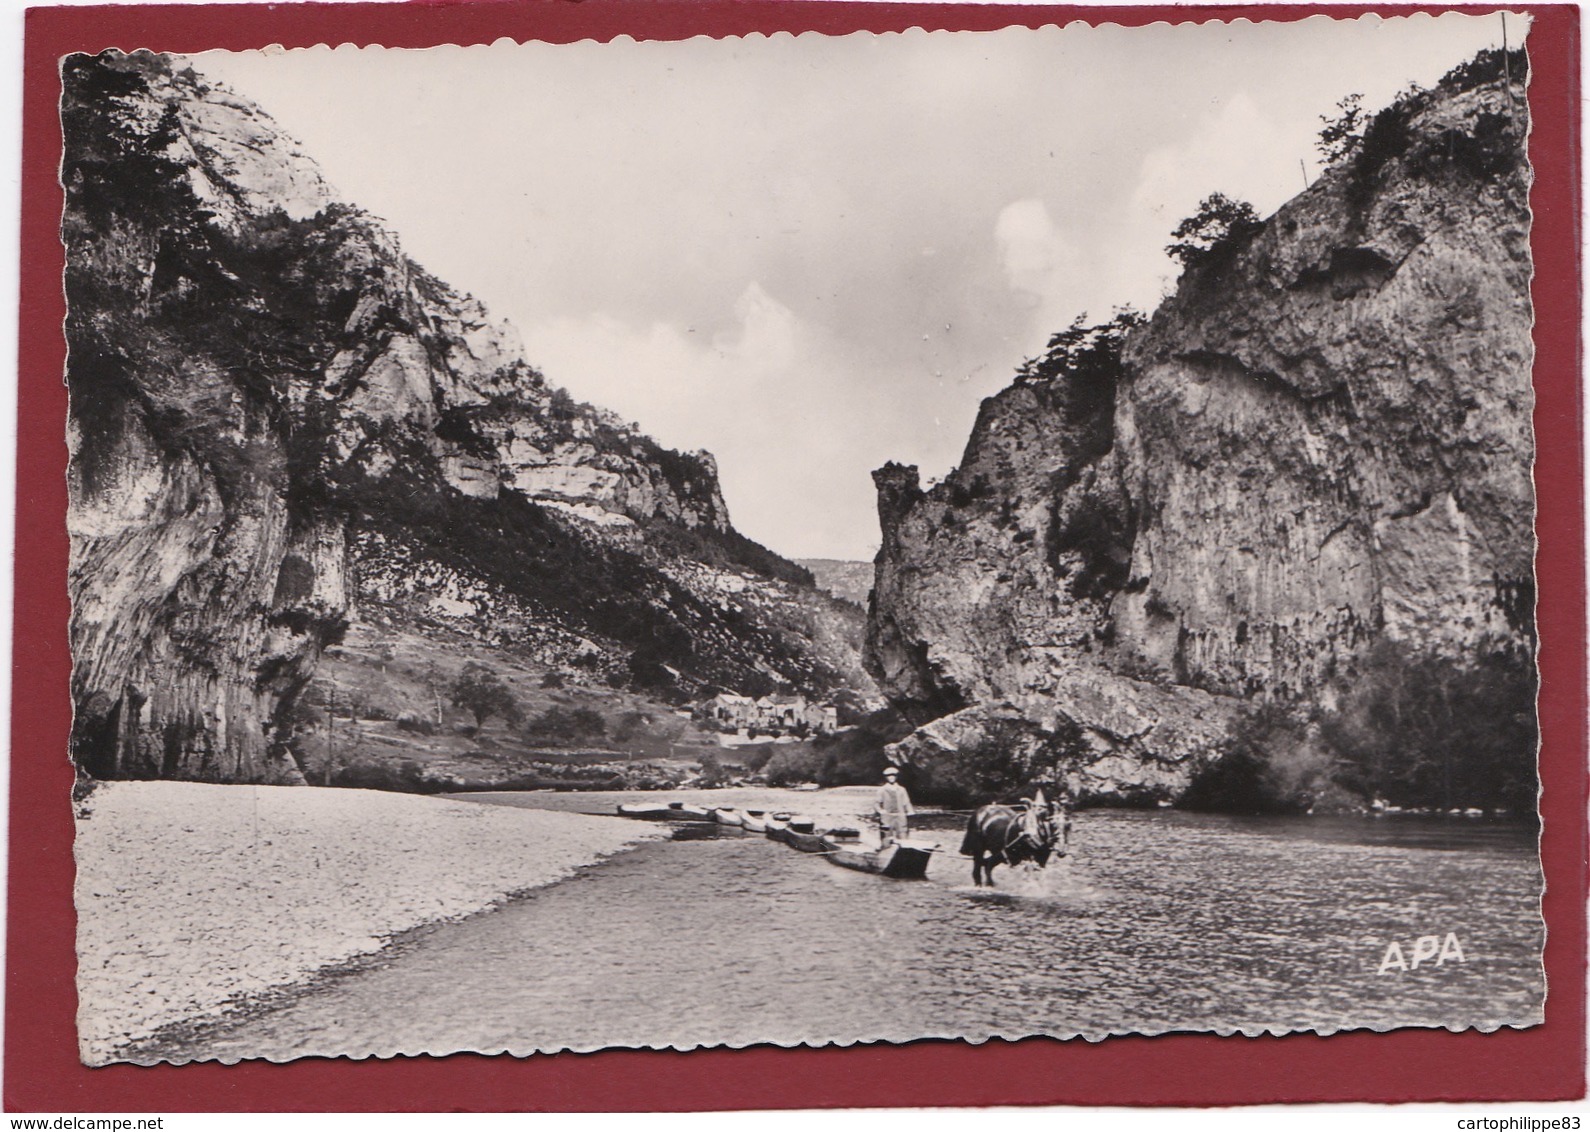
8, 1, 1585, 1112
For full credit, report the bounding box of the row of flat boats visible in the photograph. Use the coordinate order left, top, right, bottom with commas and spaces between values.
615, 801, 935, 880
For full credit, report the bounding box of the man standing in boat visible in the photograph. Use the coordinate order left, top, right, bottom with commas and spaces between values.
874, 765, 914, 846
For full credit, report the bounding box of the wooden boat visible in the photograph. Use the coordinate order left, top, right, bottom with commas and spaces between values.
666, 802, 716, 821
711, 807, 744, 827
616, 802, 714, 822
770, 815, 822, 851
616, 802, 681, 820
823, 838, 934, 880
671, 821, 738, 841
747, 806, 933, 879
781, 823, 830, 854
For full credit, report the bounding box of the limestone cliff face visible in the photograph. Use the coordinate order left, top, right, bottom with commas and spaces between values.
867, 73, 1534, 804
65, 51, 859, 783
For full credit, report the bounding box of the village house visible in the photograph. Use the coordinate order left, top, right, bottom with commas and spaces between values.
803, 702, 839, 732
697, 691, 839, 735
702, 692, 755, 730
757, 693, 805, 729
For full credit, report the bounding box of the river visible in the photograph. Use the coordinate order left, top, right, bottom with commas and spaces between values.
140, 787, 1544, 1062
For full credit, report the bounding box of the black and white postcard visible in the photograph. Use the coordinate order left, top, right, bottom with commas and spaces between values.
62, 12, 1545, 1067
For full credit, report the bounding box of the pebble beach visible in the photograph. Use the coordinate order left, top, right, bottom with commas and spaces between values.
73, 781, 660, 1064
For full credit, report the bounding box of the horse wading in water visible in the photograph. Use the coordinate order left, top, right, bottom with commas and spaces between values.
959, 789, 1071, 887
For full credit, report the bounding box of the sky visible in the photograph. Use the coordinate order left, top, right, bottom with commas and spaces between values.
194, 13, 1520, 561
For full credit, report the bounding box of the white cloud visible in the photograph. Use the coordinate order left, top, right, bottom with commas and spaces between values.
192, 15, 1516, 560
1132, 91, 1299, 227
996, 198, 1072, 299
994, 198, 1097, 355
714, 282, 801, 375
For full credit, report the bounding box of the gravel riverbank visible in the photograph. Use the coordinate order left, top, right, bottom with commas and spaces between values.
73, 781, 661, 1064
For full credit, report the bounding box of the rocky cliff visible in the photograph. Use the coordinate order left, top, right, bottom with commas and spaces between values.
867, 59, 1537, 809
64, 51, 867, 784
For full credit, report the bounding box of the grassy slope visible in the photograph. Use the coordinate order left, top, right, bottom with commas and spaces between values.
296, 608, 726, 791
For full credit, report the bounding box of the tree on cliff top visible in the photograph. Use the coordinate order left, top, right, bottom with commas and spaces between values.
1437, 46, 1528, 95
1165, 193, 1264, 271
450, 662, 522, 731
1317, 93, 1366, 166
1015, 309, 1143, 389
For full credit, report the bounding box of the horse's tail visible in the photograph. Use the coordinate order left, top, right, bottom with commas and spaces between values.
958, 815, 983, 858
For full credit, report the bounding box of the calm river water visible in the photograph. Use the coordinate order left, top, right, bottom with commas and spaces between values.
148, 788, 1543, 1062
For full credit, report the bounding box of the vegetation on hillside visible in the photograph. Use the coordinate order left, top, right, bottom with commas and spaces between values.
1183, 640, 1537, 815
1317, 47, 1529, 174
640, 519, 814, 588
1313, 46, 1529, 220
284, 618, 726, 793
1324, 641, 1536, 814
523, 705, 607, 744
450, 662, 522, 730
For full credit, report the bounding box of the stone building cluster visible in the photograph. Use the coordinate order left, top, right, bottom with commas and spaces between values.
698, 692, 839, 736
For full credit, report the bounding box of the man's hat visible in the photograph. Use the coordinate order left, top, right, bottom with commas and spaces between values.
883, 765, 900, 777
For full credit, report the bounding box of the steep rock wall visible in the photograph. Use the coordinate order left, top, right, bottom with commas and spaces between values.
867, 75, 1534, 804
64, 51, 854, 783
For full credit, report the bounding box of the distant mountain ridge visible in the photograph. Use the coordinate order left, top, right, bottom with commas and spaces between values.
797, 559, 875, 608
64, 50, 867, 784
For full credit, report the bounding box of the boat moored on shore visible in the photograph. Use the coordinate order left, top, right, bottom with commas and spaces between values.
618, 798, 933, 880
617, 802, 715, 822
